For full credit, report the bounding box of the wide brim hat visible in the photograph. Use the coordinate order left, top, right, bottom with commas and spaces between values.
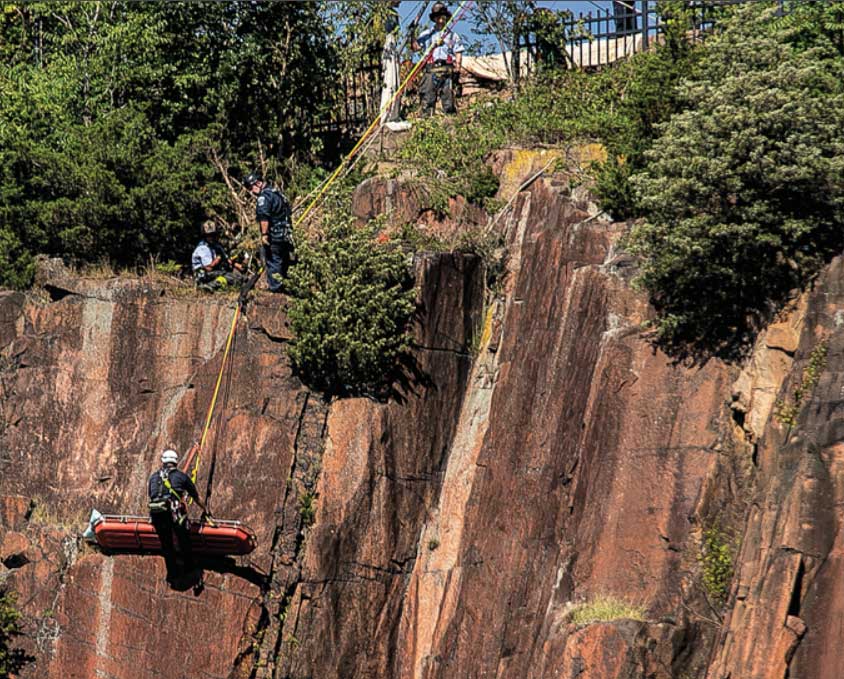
430, 5, 452, 20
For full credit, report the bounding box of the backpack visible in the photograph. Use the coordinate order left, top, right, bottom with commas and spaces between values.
148, 469, 183, 517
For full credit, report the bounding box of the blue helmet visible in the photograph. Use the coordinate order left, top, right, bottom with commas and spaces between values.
244, 172, 263, 189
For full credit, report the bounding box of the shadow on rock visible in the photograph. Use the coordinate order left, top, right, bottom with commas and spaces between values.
191, 556, 271, 591
385, 351, 435, 405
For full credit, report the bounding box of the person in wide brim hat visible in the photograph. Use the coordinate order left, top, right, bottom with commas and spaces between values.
412, 1, 464, 117
429, 2, 452, 21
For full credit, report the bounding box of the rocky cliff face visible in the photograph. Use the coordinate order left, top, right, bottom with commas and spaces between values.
0, 158, 841, 678
707, 259, 844, 679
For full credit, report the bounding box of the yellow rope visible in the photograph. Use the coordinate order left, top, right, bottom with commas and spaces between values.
191, 303, 242, 484
294, 0, 473, 229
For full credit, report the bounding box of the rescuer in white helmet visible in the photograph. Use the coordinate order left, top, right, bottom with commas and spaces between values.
147, 447, 210, 585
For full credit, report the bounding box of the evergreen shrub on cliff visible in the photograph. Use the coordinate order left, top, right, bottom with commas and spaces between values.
286, 214, 415, 396
627, 4, 844, 359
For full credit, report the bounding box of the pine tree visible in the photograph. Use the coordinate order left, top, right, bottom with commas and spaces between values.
287, 216, 415, 396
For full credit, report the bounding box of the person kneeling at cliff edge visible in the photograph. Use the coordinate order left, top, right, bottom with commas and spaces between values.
244, 172, 294, 293
191, 220, 246, 292
148, 448, 211, 584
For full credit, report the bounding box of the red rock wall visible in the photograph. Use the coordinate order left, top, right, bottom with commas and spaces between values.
249, 254, 485, 679
257, 175, 741, 678
4, 169, 841, 679
0, 255, 484, 679
389, 181, 738, 679
707, 256, 844, 679
0, 280, 308, 678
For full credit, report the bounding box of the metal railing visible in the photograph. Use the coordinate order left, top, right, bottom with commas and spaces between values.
523, 0, 784, 72
308, 48, 383, 141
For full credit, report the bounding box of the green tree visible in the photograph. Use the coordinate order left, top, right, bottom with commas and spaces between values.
780, 0, 844, 55
472, 0, 535, 85
323, 0, 397, 73
286, 214, 415, 396
627, 3, 844, 359
0, 1, 342, 289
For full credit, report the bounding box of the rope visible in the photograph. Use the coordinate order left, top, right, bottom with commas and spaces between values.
191, 302, 242, 484
204, 310, 238, 510
294, 0, 474, 230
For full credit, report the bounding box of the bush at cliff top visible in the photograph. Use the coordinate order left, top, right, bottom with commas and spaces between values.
399, 38, 697, 217
627, 3, 844, 360
286, 218, 415, 396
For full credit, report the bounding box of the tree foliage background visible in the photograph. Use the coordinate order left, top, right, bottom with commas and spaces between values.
0, 1, 353, 288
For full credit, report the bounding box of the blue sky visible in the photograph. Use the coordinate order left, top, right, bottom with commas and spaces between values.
398, 1, 625, 52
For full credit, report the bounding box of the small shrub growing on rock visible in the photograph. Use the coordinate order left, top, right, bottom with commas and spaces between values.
152, 259, 182, 277
569, 594, 646, 626
774, 340, 829, 428
699, 526, 734, 606
286, 216, 415, 396
298, 492, 317, 528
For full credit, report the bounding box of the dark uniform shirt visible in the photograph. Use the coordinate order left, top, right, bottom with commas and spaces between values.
256, 186, 292, 243
148, 468, 200, 503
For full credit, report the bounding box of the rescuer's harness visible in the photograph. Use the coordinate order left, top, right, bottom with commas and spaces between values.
149, 468, 187, 523
426, 59, 454, 75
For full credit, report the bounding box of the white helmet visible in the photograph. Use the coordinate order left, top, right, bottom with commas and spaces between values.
161, 449, 179, 465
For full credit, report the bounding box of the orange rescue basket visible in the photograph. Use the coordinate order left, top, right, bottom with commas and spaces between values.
85, 511, 256, 557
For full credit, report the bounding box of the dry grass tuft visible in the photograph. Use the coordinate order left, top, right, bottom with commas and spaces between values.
569, 593, 647, 626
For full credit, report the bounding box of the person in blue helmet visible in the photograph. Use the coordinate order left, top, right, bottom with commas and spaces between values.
243, 173, 294, 293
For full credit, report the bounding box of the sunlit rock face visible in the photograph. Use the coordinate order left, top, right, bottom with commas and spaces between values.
0, 254, 481, 679
3, 166, 841, 679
